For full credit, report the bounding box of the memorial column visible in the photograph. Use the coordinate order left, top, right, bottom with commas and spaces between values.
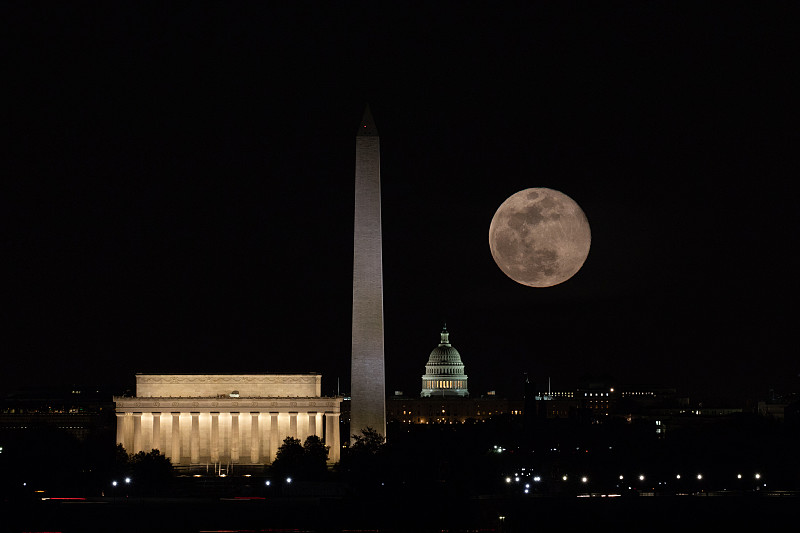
230, 412, 240, 463
269, 412, 279, 462
308, 411, 317, 437
250, 412, 260, 463
171, 412, 181, 464
115, 412, 127, 450
210, 412, 220, 463
325, 412, 340, 463
132, 412, 142, 453
152, 413, 161, 451
190, 412, 200, 464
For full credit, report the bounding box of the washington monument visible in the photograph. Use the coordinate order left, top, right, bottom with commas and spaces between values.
350, 106, 386, 441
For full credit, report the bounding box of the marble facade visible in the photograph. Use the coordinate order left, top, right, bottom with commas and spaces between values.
113, 374, 342, 466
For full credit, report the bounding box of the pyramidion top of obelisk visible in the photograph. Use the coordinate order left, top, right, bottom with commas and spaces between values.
358, 104, 378, 136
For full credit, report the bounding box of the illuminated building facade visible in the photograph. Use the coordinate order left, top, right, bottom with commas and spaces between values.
420, 326, 469, 397
113, 374, 342, 466
350, 106, 387, 440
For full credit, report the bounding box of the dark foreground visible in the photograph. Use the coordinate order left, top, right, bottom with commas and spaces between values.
6, 492, 798, 533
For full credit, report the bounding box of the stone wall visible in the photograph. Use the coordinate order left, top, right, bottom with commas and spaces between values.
135, 374, 321, 398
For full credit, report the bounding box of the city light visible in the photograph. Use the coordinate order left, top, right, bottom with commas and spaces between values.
639, 475, 645, 481
697, 474, 703, 480
265, 480, 271, 486
112, 481, 117, 487
125, 477, 131, 484
755, 474, 761, 480
286, 477, 292, 483
505, 477, 511, 483
581, 477, 588, 483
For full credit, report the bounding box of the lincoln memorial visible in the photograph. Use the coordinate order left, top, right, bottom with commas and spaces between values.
113, 374, 342, 466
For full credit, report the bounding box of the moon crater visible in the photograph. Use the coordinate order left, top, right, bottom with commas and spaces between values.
489, 188, 591, 287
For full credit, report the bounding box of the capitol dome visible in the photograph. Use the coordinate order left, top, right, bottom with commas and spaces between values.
421, 326, 469, 398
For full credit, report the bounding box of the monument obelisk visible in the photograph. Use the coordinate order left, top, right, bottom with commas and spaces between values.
350, 105, 386, 441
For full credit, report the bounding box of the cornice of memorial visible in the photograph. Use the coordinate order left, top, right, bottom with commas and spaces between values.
113, 397, 341, 410
135, 374, 319, 384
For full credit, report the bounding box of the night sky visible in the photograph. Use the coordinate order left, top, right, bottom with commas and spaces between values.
4, 3, 797, 402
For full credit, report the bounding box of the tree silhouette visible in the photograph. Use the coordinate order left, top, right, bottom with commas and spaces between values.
271, 436, 330, 480
341, 427, 386, 489
112, 446, 173, 495
271, 436, 304, 477
130, 449, 174, 493
302, 435, 329, 477
350, 426, 385, 454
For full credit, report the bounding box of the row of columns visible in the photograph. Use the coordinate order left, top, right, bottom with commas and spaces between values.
116, 410, 340, 464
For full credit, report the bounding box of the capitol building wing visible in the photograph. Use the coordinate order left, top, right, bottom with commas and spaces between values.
113, 374, 342, 466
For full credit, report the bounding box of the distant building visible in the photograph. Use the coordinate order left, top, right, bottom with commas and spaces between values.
113, 374, 342, 467
388, 395, 523, 425
529, 383, 689, 431
532, 389, 578, 419
757, 391, 800, 422
420, 326, 469, 398
0, 387, 114, 442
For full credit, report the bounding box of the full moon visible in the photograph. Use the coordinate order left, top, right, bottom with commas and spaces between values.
489, 188, 591, 287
